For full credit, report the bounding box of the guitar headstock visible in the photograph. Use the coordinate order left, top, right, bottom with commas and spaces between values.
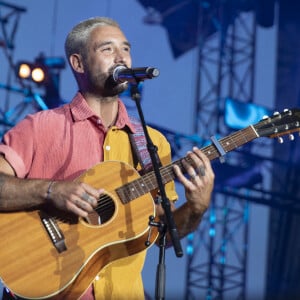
254, 108, 300, 142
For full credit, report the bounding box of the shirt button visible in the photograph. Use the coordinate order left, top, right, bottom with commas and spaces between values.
105, 145, 111, 151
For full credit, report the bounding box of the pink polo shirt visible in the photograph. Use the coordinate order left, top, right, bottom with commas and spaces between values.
0, 92, 136, 180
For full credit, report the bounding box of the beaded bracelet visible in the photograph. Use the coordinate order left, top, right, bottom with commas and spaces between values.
46, 181, 55, 200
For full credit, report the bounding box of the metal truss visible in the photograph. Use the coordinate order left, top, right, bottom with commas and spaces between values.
139, 2, 299, 298
140, 7, 259, 299
0, 2, 45, 136
185, 7, 263, 300
186, 192, 249, 300
0, 1, 26, 50
181, 3, 298, 300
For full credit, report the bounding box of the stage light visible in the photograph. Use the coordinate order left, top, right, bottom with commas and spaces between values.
16, 61, 47, 84
31, 67, 45, 83
15, 54, 66, 108
224, 98, 272, 130
18, 63, 31, 79
15, 54, 65, 85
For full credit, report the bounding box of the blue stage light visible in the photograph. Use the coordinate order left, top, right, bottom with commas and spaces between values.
224, 98, 272, 130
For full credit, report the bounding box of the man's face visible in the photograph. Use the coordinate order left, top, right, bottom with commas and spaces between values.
82, 25, 132, 97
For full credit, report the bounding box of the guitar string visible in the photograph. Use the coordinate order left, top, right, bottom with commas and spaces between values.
53, 128, 256, 225
88, 128, 254, 211
101, 129, 252, 209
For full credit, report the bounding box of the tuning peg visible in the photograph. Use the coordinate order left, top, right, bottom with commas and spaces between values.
289, 134, 295, 141
278, 136, 284, 143
273, 111, 282, 120
283, 108, 291, 113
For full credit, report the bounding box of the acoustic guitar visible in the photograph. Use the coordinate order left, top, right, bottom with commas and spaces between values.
0, 108, 299, 299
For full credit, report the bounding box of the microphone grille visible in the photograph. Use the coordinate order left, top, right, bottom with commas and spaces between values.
112, 65, 127, 82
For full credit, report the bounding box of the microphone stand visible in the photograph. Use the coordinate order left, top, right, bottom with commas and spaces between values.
129, 82, 183, 300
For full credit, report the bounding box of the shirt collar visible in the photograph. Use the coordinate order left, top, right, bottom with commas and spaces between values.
69, 92, 136, 133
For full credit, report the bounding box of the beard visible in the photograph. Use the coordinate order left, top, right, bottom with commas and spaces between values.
103, 73, 129, 97
86, 66, 129, 98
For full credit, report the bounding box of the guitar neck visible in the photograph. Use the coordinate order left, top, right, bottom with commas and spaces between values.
117, 125, 258, 204
200, 125, 258, 161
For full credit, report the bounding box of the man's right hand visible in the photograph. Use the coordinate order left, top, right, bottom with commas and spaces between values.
46, 181, 103, 218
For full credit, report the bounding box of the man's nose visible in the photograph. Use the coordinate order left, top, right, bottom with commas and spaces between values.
114, 49, 128, 64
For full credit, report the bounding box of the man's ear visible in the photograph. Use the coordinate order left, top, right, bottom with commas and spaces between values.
69, 54, 84, 73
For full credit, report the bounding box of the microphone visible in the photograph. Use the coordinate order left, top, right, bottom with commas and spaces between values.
112, 66, 160, 83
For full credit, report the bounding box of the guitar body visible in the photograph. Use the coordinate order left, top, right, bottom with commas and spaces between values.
0, 161, 158, 299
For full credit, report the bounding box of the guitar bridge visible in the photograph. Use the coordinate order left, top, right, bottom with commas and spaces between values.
39, 211, 67, 253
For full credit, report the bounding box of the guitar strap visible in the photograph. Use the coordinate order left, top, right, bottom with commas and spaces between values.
129, 115, 156, 175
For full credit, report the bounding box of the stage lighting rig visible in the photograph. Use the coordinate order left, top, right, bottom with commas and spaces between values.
15, 54, 65, 84
224, 98, 271, 130
15, 53, 66, 108
16, 61, 47, 84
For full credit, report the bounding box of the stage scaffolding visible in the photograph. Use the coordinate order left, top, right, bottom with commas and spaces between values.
139, 1, 298, 299
0, 1, 49, 136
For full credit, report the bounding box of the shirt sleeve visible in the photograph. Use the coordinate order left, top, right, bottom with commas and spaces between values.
0, 115, 35, 178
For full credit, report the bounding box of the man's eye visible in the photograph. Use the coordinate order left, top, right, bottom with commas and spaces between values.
102, 47, 112, 52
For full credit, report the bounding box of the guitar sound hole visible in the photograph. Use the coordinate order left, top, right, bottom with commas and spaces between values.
84, 193, 115, 225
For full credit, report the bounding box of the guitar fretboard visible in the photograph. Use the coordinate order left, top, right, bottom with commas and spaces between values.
116, 125, 258, 204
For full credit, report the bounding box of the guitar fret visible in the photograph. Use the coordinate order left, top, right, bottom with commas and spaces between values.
117, 184, 136, 204
143, 173, 156, 191
202, 145, 219, 161
117, 177, 148, 204
131, 179, 143, 196
161, 166, 174, 184
222, 135, 239, 152
117, 125, 260, 205
206, 127, 257, 158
